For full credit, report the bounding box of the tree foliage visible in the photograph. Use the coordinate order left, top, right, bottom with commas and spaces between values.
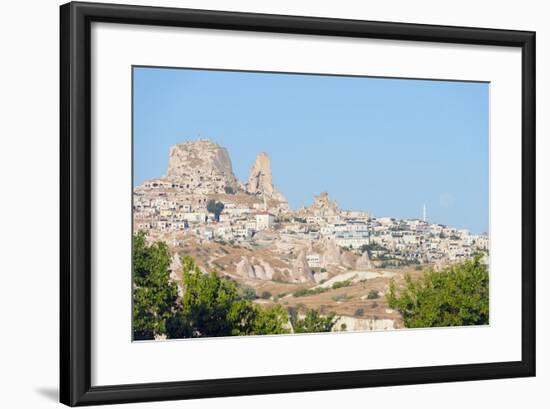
291, 309, 338, 333
133, 231, 178, 340
386, 256, 489, 328
168, 255, 290, 338
206, 200, 225, 221
133, 234, 341, 339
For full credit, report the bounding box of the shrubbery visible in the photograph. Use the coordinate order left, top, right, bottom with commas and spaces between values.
260, 291, 272, 300
291, 309, 338, 333
293, 287, 328, 297
332, 279, 352, 289
367, 290, 380, 299
387, 256, 489, 328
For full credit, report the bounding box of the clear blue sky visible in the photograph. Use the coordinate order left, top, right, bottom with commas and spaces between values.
133, 67, 489, 234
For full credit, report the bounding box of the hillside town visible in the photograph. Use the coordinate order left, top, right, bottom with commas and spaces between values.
133, 139, 489, 330
134, 140, 488, 275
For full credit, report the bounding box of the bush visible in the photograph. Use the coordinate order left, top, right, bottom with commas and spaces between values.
224, 186, 235, 194
292, 309, 338, 333
387, 256, 489, 328
293, 287, 328, 297
367, 290, 380, 300
239, 286, 257, 301
332, 279, 352, 290
260, 291, 272, 300
354, 308, 365, 317
332, 293, 352, 302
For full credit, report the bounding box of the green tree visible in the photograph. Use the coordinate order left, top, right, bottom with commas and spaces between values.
206, 200, 225, 221
179, 256, 238, 337
387, 256, 489, 328
133, 231, 178, 340
174, 256, 289, 338
228, 301, 289, 336
293, 309, 338, 333
239, 285, 257, 301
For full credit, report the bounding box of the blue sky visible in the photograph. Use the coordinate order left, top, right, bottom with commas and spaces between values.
133, 67, 489, 234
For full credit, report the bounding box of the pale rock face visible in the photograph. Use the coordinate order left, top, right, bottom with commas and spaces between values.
236, 256, 256, 279
165, 140, 240, 193
308, 192, 339, 217
246, 152, 287, 202
290, 250, 315, 283
314, 271, 330, 283
235, 257, 275, 280
340, 251, 355, 269
252, 264, 266, 280
323, 238, 341, 265
333, 316, 396, 332
356, 251, 374, 270
258, 260, 274, 280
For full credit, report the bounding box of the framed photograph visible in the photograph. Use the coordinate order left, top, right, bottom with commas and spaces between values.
60, 1, 535, 406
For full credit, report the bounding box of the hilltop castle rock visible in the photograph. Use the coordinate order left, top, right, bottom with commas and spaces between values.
163, 140, 241, 193
246, 152, 287, 203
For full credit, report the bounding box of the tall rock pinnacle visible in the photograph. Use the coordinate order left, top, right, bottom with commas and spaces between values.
246, 152, 286, 202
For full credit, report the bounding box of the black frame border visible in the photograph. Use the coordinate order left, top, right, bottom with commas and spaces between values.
60, 2, 536, 406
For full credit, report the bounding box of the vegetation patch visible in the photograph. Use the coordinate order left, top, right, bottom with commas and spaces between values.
387, 256, 489, 328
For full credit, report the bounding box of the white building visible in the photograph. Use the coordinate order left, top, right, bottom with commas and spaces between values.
255, 212, 276, 230
306, 254, 323, 268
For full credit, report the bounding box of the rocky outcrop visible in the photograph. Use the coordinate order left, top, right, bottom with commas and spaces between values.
307, 192, 339, 218
163, 139, 241, 193
340, 251, 355, 269
246, 152, 286, 202
333, 316, 397, 332
236, 256, 255, 279
356, 251, 373, 270
323, 239, 341, 266
235, 257, 275, 280
256, 260, 275, 280
290, 250, 314, 283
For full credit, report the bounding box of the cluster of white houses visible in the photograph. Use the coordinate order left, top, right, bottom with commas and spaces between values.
133, 189, 488, 268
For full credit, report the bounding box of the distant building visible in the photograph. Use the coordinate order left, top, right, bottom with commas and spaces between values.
255, 212, 276, 230
306, 254, 323, 268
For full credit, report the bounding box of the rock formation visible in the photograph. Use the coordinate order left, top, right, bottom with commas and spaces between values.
290, 250, 314, 283
356, 251, 374, 270
308, 192, 339, 218
246, 152, 287, 202
340, 251, 355, 269
236, 256, 256, 279
235, 257, 275, 281
164, 139, 241, 193
322, 238, 341, 266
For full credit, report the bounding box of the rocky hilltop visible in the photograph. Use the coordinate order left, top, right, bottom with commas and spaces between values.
164, 140, 241, 193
